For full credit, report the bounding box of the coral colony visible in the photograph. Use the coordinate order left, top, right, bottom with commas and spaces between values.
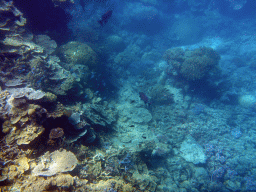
1, 0, 256, 191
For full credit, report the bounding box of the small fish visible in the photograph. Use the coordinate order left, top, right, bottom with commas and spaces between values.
97, 10, 113, 26
91, 72, 96, 79
139, 92, 151, 105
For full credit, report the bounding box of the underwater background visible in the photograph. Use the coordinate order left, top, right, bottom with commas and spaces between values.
1, 0, 256, 191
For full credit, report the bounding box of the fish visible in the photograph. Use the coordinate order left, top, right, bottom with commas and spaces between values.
139, 92, 150, 105
97, 10, 113, 26
90, 72, 96, 79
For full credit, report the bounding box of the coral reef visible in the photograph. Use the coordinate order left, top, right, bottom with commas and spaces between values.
2, 0, 256, 191
187, 0, 211, 12
2, 33, 44, 56
52, 0, 74, 6
112, 43, 143, 77
164, 47, 220, 81
226, 0, 247, 10
58, 41, 98, 69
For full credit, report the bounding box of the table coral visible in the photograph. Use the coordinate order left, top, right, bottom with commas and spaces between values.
2, 36, 43, 56
32, 149, 78, 176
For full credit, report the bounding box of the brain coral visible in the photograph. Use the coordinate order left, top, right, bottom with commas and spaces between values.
164, 47, 220, 81
58, 41, 98, 68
